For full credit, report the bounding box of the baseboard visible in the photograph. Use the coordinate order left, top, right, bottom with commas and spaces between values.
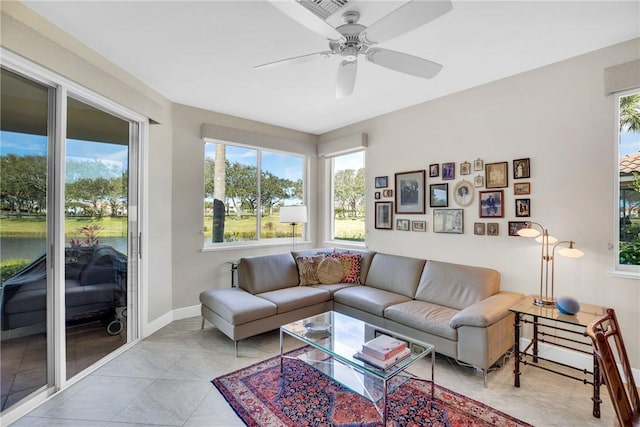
142, 304, 200, 338
520, 337, 640, 384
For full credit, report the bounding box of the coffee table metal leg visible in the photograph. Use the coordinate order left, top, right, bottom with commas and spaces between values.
383, 378, 388, 426
431, 350, 435, 405
279, 329, 284, 373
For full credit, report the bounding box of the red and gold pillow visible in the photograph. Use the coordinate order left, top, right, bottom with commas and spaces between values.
331, 253, 362, 284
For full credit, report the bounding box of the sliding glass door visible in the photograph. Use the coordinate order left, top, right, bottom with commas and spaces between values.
0, 65, 142, 414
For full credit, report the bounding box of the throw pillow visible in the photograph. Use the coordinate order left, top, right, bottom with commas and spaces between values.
317, 257, 343, 284
296, 256, 324, 285
331, 253, 362, 284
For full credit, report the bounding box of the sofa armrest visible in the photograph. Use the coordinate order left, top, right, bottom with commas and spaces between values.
449, 291, 524, 328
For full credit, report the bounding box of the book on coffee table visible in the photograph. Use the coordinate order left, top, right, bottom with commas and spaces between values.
354, 347, 411, 370
362, 334, 408, 360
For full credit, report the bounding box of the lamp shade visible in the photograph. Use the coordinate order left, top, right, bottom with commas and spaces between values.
558, 246, 584, 258
280, 205, 307, 224
517, 227, 540, 238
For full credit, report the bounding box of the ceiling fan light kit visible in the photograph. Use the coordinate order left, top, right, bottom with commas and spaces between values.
260, 0, 453, 98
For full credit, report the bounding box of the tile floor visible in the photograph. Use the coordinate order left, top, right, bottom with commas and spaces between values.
9, 316, 616, 426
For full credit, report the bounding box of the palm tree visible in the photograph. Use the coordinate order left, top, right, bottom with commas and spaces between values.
620, 93, 640, 133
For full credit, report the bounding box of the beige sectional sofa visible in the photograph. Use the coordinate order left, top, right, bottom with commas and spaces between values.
199, 248, 523, 385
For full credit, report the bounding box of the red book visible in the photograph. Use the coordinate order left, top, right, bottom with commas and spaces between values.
361, 334, 407, 361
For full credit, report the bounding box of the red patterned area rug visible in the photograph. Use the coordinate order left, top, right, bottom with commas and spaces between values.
212, 349, 532, 427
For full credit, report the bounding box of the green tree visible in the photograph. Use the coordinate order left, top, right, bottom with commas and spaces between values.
620, 93, 640, 133
226, 161, 257, 214
334, 168, 365, 218
66, 177, 114, 217
0, 154, 47, 215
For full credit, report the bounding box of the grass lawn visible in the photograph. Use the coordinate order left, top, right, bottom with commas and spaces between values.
0, 216, 128, 237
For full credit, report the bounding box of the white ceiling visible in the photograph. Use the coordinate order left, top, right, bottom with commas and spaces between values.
22, 1, 640, 135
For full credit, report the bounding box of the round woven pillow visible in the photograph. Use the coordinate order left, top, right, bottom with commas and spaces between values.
317, 257, 343, 284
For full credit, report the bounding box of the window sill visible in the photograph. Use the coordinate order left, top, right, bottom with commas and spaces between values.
201, 240, 312, 253
607, 270, 640, 280
323, 240, 367, 250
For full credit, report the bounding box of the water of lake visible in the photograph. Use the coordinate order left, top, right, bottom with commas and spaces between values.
1, 237, 128, 261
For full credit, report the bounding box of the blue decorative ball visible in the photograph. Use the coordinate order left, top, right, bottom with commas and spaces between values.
556, 296, 580, 315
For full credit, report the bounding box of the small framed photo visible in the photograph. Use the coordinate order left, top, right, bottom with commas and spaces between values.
375, 176, 388, 188
485, 162, 508, 188
453, 180, 474, 207
487, 222, 499, 236
412, 220, 427, 232
509, 221, 529, 236
514, 182, 531, 195
474, 159, 484, 171
374, 191, 381, 200
513, 158, 530, 179
474, 222, 486, 235
375, 201, 393, 230
433, 209, 463, 234
479, 190, 504, 218
396, 218, 410, 231
460, 161, 471, 175
474, 175, 484, 188
442, 162, 455, 180
429, 163, 439, 177
383, 189, 393, 198
429, 183, 448, 207
395, 170, 426, 214
515, 198, 530, 217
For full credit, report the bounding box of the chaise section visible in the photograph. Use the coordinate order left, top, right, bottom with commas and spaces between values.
257, 287, 330, 313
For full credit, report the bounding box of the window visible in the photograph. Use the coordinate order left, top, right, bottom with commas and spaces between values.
617, 90, 640, 270
331, 151, 365, 242
203, 140, 305, 246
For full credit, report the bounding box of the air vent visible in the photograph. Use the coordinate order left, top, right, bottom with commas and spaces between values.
298, 0, 349, 20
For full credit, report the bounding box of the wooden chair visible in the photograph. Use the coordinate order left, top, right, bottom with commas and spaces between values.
586, 308, 640, 426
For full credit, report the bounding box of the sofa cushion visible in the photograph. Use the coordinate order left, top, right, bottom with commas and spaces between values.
238, 253, 299, 294
333, 286, 411, 317
414, 260, 500, 310
310, 283, 358, 295
317, 257, 343, 284
199, 288, 277, 325
257, 287, 331, 314
364, 253, 426, 298
296, 255, 325, 285
384, 300, 458, 341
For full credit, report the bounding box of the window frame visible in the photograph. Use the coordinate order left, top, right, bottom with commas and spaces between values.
202, 138, 308, 250
327, 149, 366, 245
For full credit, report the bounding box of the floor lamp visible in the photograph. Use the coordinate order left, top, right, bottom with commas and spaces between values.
280, 205, 307, 251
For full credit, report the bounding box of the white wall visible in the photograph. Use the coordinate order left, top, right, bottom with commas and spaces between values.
319, 38, 640, 367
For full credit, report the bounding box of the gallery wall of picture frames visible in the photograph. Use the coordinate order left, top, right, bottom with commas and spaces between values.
373, 157, 532, 235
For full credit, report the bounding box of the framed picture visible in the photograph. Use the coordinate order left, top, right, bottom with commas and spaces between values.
474, 159, 484, 171
442, 162, 455, 180
374, 191, 381, 200
375, 201, 393, 229
412, 220, 427, 232
485, 162, 508, 188
396, 218, 410, 231
513, 158, 530, 179
433, 209, 463, 234
514, 182, 531, 195
460, 161, 471, 175
375, 176, 388, 188
479, 190, 504, 218
429, 183, 448, 207
487, 222, 499, 236
383, 189, 393, 197
453, 180, 474, 207
395, 170, 426, 214
474, 222, 486, 235
515, 198, 530, 217
474, 175, 484, 188
509, 221, 529, 236
429, 163, 439, 178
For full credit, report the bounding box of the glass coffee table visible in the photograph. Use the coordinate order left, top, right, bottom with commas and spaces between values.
280, 311, 435, 425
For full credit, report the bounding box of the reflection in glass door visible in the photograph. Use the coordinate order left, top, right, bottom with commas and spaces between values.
0, 69, 51, 411
64, 97, 131, 379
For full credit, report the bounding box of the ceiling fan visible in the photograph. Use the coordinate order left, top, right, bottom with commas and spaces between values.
256, 0, 453, 98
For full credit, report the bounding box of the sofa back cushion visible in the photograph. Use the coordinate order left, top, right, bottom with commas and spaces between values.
238, 253, 299, 294
414, 260, 500, 310
365, 253, 426, 298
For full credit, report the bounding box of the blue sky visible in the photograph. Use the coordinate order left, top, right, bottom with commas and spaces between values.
620, 130, 640, 157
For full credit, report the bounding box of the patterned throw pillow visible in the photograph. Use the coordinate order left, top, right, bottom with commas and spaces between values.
296, 256, 324, 285
331, 253, 362, 284
317, 257, 344, 284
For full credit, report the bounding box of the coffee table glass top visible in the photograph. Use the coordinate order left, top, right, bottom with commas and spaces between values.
280, 311, 434, 381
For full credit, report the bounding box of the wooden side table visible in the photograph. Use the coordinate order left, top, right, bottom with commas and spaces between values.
509, 295, 607, 418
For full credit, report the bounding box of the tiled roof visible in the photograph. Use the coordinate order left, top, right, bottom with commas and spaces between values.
620, 151, 640, 174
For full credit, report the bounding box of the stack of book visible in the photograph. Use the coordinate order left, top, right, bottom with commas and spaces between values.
354, 334, 410, 369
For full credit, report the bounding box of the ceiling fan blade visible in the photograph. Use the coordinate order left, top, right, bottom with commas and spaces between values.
366, 47, 442, 79
360, 0, 453, 45
268, 0, 344, 41
335, 60, 357, 99
254, 51, 333, 69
